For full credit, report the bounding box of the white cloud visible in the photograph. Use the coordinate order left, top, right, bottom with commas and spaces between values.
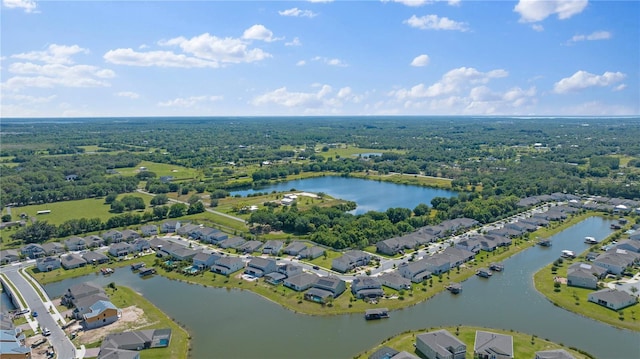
613, 84, 627, 92
307, 0, 333, 3
569, 31, 611, 43
382, 0, 461, 6
104, 48, 219, 68
160, 32, 272, 63
11, 44, 89, 65
158, 95, 223, 107
390, 67, 508, 100
514, 0, 588, 23
404, 14, 469, 31
2, 0, 37, 13
553, 70, 626, 93
242, 24, 280, 42
296, 60, 306, 66
3, 94, 56, 104
252, 84, 360, 110
312, 56, 348, 67
285, 37, 302, 46
115, 91, 140, 99
279, 7, 317, 18
410, 54, 430, 67
532, 24, 544, 32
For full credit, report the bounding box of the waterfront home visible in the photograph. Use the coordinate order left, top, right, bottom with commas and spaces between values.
416, 329, 466, 359
98, 328, 172, 358
121, 229, 141, 242
0, 249, 20, 264
566, 263, 607, 289
211, 257, 245, 275
218, 236, 246, 249
192, 252, 221, 270
36, 256, 61, 272
42, 241, 66, 256
82, 251, 110, 265
331, 250, 370, 273
245, 257, 277, 277
131, 239, 151, 253
20, 243, 45, 259
262, 240, 284, 255
140, 224, 158, 237
264, 271, 287, 285
283, 272, 318, 292
398, 260, 432, 283
593, 249, 639, 275
283, 241, 307, 256
455, 237, 482, 253
306, 276, 346, 302
102, 230, 124, 243
277, 264, 303, 278
83, 300, 121, 329
535, 349, 576, 359
588, 289, 637, 311
84, 235, 105, 248
474, 331, 513, 359
377, 272, 412, 290
299, 246, 325, 260
368, 346, 399, 359
442, 247, 475, 267
239, 240, 263, 254
351, 276, 384, 300
614, 240, 640, 253
423, 254, 451, 275
108, 242, 133, 258
161, 220, 181, 233
61, 253, 88, 269
64, 236, 87, 251
63, 282, 106, 306
160, 244, 198, 261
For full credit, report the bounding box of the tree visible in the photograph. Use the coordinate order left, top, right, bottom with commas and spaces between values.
413, 203, 430, 216
169, 203, 187, 218
105, 192, 118, 204
188, 201, 205, 214
153, 206, 169, 220
188, 194, 201, 205
110, 200, 125, 213
150, 194, 169, 206
1, 214, 11, 222
11, 221, 56, 243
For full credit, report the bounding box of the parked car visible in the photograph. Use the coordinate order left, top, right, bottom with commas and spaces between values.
32, 311, 38, 317
42, 328, 51, 336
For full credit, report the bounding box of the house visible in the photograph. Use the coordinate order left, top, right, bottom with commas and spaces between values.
305, 276, 346, 303
351, 276, 384, 299
398, 260, 432, 283
62, 282, 106, 306
160, 244, 198, 261
593, 249, 639, 275
42, 242, 66, 256
377, 272, 412, 291
331, 250, 370, 273
245, 257, 277, 277
61, 253, 88, 269
84, 235, 105, 248
535, 349, 576, 359
277, 264, 303, 278
192, 252, 221, 270
283, 241, 307, 256
83, 300, 121, 329
588, 289, 637, 310
109, 242, 133, 257
20, 243, 45, 259
211, 257, 245, 275
416, 329, 466, 359
262, 240, 284, 255
368, 346, 399, 359
177, 223, 200, 237
474, 331, 513, 359
36, 256, 61, 272
82, 251, 110, 265
64, 236, 87, 251
264, 272, 287, 285
566, 263, 607, 289
121, 229, 141, 242
140, 225, 158, 237
423, 254, 451, 275
442, 247, 475, 267
0, 249, 20, 264
0, 328, 31, 358
238, 240, 263, 254
102, 230, 124, 243
98, 329, 172, 358
614, 240, 640, 253
299, 246, 325, 260
455, 237, 482, 254
218, 236, 246, 249
377, 238, 402, 255
131, 239, 151, 252
283, 272, 319, 292
161, 220, 181, 233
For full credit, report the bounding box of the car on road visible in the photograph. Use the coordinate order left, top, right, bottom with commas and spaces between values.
42, 328, 51, 336
312, 265, 319, 270
32, 311, 38, 317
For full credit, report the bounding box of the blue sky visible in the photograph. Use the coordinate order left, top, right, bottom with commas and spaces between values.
1, 0, 638, 117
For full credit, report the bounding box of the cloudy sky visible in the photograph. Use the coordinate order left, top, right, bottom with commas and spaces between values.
1, 0, 638, 117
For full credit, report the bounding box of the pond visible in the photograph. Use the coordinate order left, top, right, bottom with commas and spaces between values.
230, 176, 458, 214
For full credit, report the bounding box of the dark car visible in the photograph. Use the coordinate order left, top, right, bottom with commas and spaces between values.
32, 311, 38, 317
312, 265, 319, 270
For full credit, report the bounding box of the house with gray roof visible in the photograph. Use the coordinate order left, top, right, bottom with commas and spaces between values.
65, 236, 87, 251
61, 253, 88, 269
305, 276, 346, 302
63, 282, 105, 306
0, 249, 20, 264
283, 241, 307, 256
245, 257, 277, 277
42, 241, 66, 255
98, 329, 172, 359
377, 272, 412, 291
368, 346, 399, 359
131, 239, 150, 253
103, 230, 124, 243
0, 328, 31, 358
121, 229, 140, 242
284, 272, 319, 292
351, 276, 384, 299
398, 260, 432, 283
474, 331, 513, 359
455, 237, 482, 254
588, 288, 637, 310
109, 242, 133, 258
82, 251, 110, 265
614, 240, 640, 253
72, 293, 110, 320
218, 236, 246, 249
416, 329, 466, 359
193, 252, 221, 270
377, 238, 402, 255
177, 223, 200, 237
331, 250, 370, 273
277, 263, 303, 278
262, 240, 284, 255
442, 247, 475, 267
36, 256, 61, 272
593, 249, 639, 275
140, 225, 158, 237
84, 235, 105, 248
161, 220, 181, 233
211, 257, 245, 275
535, 349, 576, 359
299, 246, 325, 260
566, 263, 607, 289
423, 254, 451, 275
238, 240, 263, 254
21, 243, 45, 259
162, 244, 198, 261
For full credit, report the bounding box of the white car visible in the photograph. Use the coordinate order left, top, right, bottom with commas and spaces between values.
42, 328, 51, 336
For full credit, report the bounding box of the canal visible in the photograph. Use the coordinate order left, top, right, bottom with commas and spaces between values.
43, 216, 640, 359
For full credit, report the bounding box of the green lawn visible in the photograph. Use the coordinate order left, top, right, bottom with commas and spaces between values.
354, 326, 593, 359
349, 171, 453, 189
116, 160, 202, 180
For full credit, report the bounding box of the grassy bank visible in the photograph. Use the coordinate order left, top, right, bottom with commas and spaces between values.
354, 326, 592, 359
349, 171, 452, 189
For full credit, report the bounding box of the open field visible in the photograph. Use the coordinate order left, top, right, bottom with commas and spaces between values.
350, 171, 453, 189
115, 161, 203, 180
354, 326, 592, 359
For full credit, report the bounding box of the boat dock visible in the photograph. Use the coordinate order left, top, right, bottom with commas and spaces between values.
476, 268, 493, 278
489, 263, 504, 272
446, 283, 462, 294
364, 308, 389, 320
139, 267, 156, 277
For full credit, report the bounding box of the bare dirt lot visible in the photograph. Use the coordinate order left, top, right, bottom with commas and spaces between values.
68, 306, 150, 346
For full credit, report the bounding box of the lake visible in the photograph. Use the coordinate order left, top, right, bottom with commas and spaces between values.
230, 176, 458, 214
43, 216, 639, 359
